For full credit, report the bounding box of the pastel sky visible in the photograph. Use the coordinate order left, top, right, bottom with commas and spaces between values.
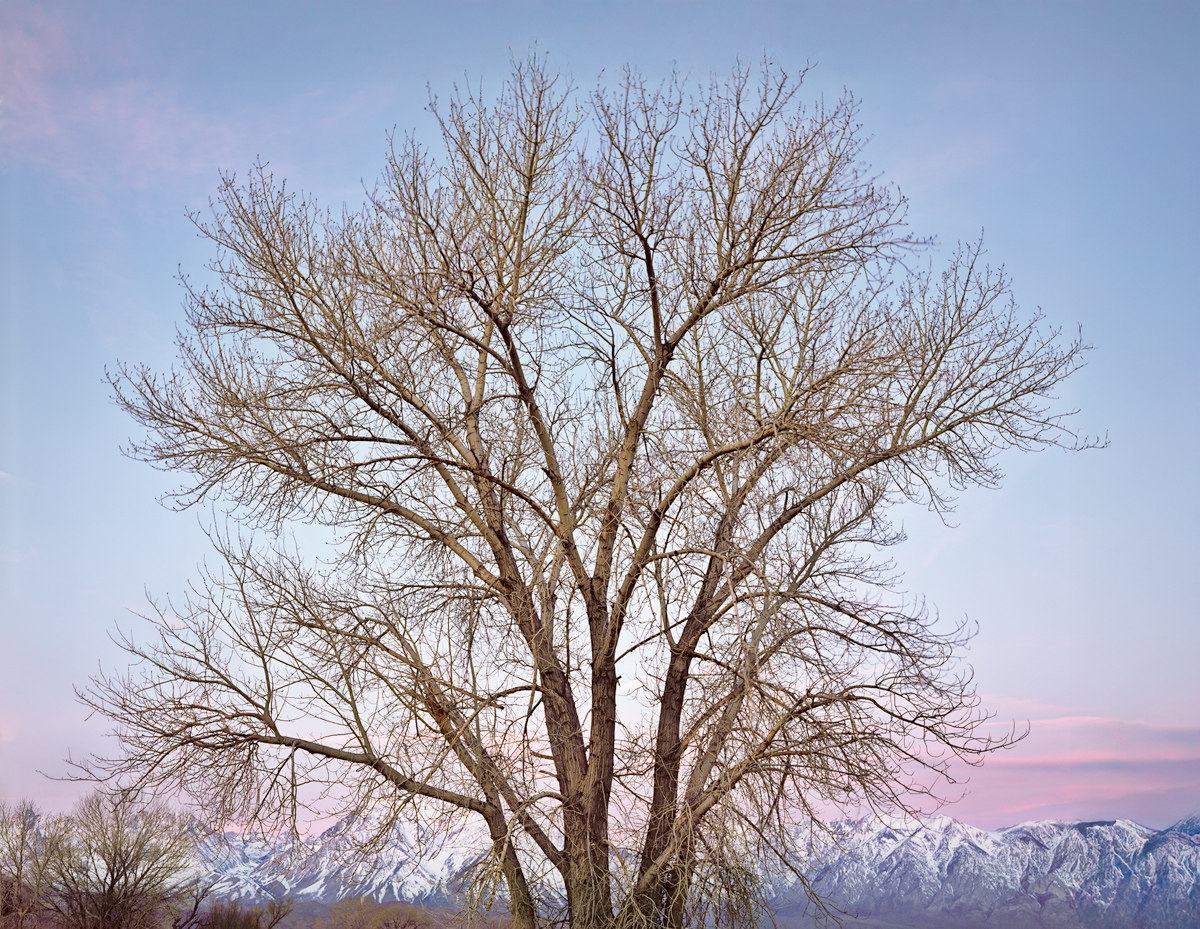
1, 0, 1197, 831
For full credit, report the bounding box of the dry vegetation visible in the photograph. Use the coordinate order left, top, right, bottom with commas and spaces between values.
1, 799, 468, 929
1, 795, 203, 929
316, 898, 501, 929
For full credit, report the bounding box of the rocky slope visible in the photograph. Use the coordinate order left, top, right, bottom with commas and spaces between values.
197, 813, 1200, 927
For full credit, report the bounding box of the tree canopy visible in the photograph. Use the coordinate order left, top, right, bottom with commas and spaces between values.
85, 59, 1091, 929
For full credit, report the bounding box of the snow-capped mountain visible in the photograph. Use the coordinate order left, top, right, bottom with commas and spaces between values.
777, 814, 1200, 928
197, 813, 1200, 928
197, 815, 485, 906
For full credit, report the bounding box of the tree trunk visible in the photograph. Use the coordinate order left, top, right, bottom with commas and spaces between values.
497, 835, 538, 929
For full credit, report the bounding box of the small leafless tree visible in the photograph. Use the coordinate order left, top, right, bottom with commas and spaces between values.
192, 899, 292, 929
321, 899, 449, 929
0, 801, 67, 929
45, 793, 203, 929
82, 58, 1093, 929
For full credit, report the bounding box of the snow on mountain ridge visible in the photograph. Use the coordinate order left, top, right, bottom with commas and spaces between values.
197, 815, 489, 906
197, 814, 1200, 927
777, 815, 1198, 927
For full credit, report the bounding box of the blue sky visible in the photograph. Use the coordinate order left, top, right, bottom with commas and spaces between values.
1, 0, 1197, 829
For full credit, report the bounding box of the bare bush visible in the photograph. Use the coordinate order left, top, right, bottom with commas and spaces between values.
194, 899, 292, 929
45, 793, 202, 929
320, 899, 458, 929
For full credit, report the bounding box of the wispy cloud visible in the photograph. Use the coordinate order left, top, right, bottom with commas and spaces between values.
944, 715, 1200, 829
877, 78, 1025, 200
0, 5, 65, 146
1, 8, 237, 192
0, 5, 396, 202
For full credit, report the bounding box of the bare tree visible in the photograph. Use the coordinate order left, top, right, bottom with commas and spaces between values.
0, 801, 67, 929
82, 58, 1093, 929
46, 793, 203, 929
191, 899, 292, 929
320, 899, 449, 929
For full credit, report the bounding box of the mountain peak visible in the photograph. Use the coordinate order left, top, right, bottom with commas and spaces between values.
1167, 813, 1200, 836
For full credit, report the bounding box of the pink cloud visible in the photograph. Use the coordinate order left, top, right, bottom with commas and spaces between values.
0, 6, 65, 144
941, 716, 1200, 829
878, 78, 1026, 199
0, 5, 392, 201
0, 7, 239, 190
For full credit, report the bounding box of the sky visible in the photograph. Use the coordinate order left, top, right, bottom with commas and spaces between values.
1, 0, 1197, 832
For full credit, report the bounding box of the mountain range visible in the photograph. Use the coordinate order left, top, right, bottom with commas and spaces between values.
196, 812, 1200, 928
776, 814, 1200, 928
